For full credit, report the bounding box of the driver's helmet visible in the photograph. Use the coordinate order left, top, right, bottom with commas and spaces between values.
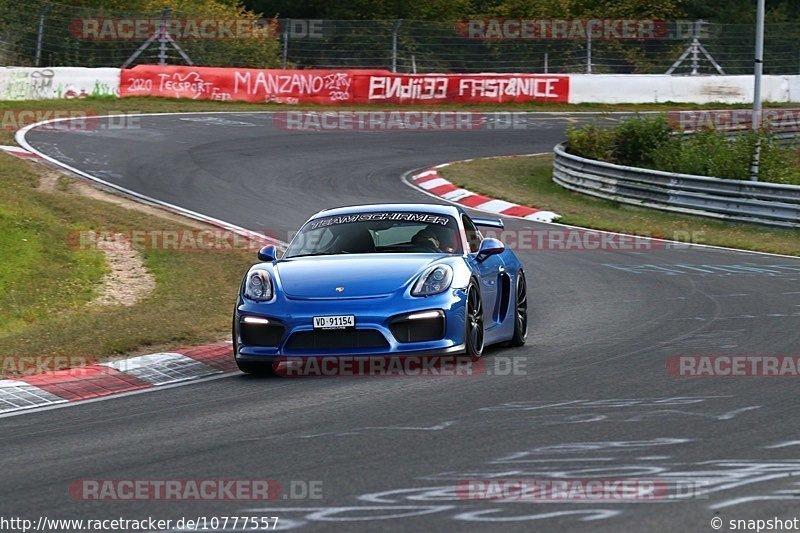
413, 223, 456, 253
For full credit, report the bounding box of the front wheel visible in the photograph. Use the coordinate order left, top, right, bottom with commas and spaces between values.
465, 281, 484, 359
507, 271, 528, 347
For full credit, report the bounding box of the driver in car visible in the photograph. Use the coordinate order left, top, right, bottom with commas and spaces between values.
411, 224, 456, 254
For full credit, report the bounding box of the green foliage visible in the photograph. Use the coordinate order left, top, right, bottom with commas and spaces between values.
243, 0, 800, 23
244, 0, 685, 19
759, 138, 800, 185
681, 0, 800, 23
6, 0, 799, 72
0, 153, 257, 358
566, 115, 672, 167
649, 130, 800, 184
567, 115, 800, 185
0, 0, 281, 68
611, 115, 671, 167
650, 131, 754, 179
566, 124, 614, 162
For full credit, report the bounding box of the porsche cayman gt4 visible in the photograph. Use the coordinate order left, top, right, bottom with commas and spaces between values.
233, 203, 527, 375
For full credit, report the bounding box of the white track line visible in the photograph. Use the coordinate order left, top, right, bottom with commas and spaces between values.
0, 373, 235, 420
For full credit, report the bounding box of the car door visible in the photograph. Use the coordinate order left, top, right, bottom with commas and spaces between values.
463, 214, 504, 328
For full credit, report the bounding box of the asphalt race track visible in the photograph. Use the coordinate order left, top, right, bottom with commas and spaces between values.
3, 112, 800, 532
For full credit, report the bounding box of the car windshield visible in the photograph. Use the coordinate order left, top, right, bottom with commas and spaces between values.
284, 211, 463, 257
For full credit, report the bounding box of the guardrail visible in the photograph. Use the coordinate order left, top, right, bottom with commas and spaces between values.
768, 130, 800, 146
710, 128, 800, 147
552, 143, 800, 228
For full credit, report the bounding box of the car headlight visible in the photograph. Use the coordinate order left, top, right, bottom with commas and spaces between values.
411, 265, 453, 297
244, 270, 274, 301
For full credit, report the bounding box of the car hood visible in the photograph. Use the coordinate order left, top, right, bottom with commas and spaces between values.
275, 254, 444, 299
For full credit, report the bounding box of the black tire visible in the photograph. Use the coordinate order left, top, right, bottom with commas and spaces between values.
465, 281, 485, 360
507, 271, 528, 347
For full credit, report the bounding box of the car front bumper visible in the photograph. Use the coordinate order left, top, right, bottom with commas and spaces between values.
234, 287, 468, 362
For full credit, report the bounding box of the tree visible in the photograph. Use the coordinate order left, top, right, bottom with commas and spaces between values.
0, 0, 281, 67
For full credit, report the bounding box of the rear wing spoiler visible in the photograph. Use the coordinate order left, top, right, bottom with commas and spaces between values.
472, 217, 504, 230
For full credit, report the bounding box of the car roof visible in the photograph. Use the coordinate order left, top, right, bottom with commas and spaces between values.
310, 203, 463, 219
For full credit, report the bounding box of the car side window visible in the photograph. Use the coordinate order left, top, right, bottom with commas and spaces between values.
462, 215, 482, 253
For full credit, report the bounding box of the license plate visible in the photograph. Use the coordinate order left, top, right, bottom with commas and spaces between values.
313, 315, 355, 329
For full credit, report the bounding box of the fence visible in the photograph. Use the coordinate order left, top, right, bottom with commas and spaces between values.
552, 143, 800, 228
278, 19, 800, 75
0, 1, 278, 69
4, 3, 800, 75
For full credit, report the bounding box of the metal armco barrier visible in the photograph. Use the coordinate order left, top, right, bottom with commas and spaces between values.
733, 130, 799, 147
552, 143, 800, 228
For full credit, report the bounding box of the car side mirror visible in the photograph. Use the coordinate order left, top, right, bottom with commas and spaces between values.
257, 245, 277, 262
476, 238, 504, 262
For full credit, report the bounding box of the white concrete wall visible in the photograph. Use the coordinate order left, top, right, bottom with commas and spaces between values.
0, 67, 120, 100
568, 74, 800, 104
2, 68, 800, 105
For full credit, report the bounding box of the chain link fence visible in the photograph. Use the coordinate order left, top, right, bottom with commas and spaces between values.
0, 1, 280, 68
280, 19, 800, 75
3, 2, 800, 75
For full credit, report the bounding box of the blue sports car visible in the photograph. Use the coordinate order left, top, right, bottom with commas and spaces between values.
233, 203, 527, 375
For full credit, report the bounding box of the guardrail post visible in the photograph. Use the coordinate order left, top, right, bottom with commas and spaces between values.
690, 23, 700, 75
750, 0, 765, 181
281, 19, 290, 69
391, 19, 403, 73
34, 3, 51, 67
586, 31, 592, 74
158, 8, 169, 66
